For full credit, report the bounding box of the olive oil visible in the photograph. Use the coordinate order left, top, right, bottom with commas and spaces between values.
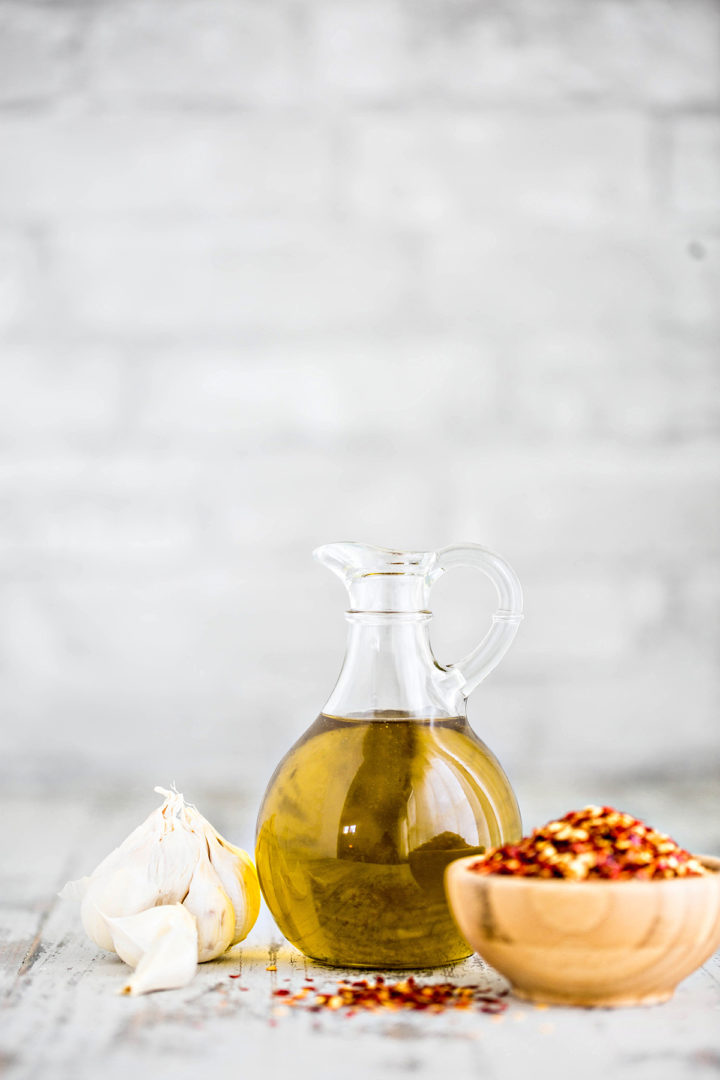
255, 713, 521, 968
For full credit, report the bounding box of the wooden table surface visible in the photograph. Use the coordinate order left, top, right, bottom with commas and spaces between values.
3, 787, 719, 1080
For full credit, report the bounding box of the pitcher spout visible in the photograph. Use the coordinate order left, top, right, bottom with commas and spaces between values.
313, 542, 437, 613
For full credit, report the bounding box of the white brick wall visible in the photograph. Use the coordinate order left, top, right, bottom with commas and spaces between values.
0, 0, 718, 805
0, 2, 82, 104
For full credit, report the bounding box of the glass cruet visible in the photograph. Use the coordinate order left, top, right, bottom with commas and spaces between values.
255, 541, 524, 968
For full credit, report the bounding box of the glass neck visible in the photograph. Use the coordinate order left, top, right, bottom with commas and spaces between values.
322, 612, 465, 720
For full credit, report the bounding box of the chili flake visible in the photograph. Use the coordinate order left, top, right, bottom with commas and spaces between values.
468, 806, 708, 881
273, 976, 508, 1014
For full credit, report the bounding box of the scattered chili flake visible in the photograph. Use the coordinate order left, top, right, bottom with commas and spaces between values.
468, 806, 709, 881
228, 974, 241, 979
272, 976, 508, 1015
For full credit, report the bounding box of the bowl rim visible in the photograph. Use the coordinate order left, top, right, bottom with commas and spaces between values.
446, 852, 720, 888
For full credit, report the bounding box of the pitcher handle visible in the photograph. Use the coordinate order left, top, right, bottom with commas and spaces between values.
431, 543, 523, 697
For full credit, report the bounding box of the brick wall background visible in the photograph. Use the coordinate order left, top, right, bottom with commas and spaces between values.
1, 0, 719, 817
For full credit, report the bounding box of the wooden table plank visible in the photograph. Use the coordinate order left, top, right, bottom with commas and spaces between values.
3, 920, 719, 1080
2, 791, 719, 1080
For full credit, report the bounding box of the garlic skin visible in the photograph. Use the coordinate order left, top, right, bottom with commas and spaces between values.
80, 855, 160, 951
182, 856, 235, 962
120, 909, 198, 996
88, 807, 165, 883
57, 810, 165, 907
105, 904, 196, 969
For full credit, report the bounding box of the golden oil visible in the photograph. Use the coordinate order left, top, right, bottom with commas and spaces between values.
255, 712, 521, 968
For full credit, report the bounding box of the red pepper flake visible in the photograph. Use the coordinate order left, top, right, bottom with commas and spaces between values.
274, 976, 508, 1015
469, 806, 709, 881
229, 974, 241, 979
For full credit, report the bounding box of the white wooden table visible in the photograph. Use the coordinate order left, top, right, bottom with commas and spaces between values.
3, 788, 719, 1080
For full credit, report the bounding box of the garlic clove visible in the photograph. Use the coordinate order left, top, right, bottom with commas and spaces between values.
182, 804, 260, 945
106, 903, 196, 968
147, 819, 205, 905
182, 856, 235, 962
204, 831, 261, 945
119, 912, 198, 996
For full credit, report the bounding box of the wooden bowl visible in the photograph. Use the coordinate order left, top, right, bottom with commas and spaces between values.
445, 855, 720, 1007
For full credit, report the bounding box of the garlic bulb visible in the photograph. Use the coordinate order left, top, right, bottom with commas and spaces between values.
62, 789, 204, 951
61, 787, 260, 994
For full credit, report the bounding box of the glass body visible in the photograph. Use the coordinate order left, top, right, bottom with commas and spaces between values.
255, 543, 524, 969
256, 710, 520, 967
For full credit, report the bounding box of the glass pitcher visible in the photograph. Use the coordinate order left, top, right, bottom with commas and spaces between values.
255, 542, 523, 968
